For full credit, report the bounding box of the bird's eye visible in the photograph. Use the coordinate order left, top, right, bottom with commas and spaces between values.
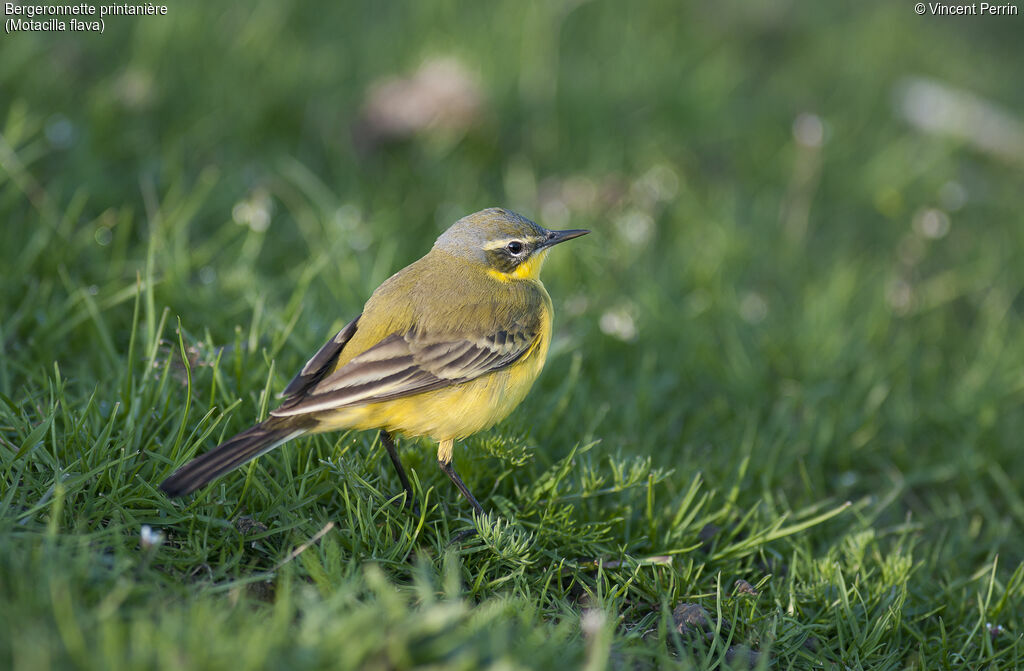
506, 241, 525, 255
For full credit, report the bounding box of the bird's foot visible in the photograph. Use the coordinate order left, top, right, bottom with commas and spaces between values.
448, 527, 478, 545
387, 490, 420, 517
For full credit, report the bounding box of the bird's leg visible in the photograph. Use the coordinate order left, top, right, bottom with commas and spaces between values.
380, 430, 417, 511
437, 439, 485, 516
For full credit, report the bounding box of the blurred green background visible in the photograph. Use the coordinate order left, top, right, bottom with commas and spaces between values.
3, 1, 1024, 668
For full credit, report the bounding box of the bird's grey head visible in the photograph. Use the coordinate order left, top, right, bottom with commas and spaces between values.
434, 208, 589, 276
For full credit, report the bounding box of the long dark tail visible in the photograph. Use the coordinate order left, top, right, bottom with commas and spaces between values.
159, 417, 312, 497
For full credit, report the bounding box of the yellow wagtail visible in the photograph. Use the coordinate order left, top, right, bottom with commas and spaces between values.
159, 208, 588, 514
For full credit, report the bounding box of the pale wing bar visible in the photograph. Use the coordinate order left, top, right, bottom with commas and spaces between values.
279, 316, 361, 399
270, 328, 537, 417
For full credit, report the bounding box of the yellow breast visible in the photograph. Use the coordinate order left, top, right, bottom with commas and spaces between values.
314, 291, 553, 441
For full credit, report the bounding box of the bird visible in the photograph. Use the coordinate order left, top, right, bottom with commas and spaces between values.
159, 208, 589, 515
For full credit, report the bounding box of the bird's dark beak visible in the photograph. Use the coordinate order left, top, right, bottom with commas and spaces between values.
539, 228, 590, 250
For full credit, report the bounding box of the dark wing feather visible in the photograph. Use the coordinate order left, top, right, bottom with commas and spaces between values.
270, 327, 538, 417
279, 316, 361, 399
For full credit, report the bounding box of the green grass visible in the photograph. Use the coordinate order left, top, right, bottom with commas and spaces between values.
3, 1, 1024, 668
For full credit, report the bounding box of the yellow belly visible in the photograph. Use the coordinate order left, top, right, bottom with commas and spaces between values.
312, 321, 551, 441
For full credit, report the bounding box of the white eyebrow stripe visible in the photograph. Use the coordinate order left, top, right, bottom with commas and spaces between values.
482, 236, 543, 251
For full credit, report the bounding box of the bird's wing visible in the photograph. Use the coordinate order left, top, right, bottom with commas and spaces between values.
278, 316, 362, 399
270, 326, 539, 416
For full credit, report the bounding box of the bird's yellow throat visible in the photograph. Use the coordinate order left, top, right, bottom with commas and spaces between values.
487, 248, 550, 283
